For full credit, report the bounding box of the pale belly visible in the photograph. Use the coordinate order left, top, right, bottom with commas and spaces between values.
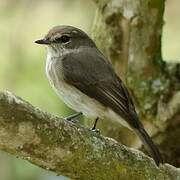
52, 79, 130, 129
55, 80, 107, 118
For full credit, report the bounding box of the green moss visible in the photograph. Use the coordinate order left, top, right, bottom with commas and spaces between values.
128, 72, 170, 119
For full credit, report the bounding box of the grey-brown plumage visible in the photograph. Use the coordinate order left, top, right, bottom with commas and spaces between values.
35, 25, 163, 166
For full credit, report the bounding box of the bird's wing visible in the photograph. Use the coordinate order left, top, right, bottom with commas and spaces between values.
61, 49, 141, 129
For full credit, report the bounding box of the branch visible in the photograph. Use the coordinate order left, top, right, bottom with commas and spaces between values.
0, 91, 179, 179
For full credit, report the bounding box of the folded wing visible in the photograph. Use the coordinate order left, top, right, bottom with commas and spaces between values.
61, 49, 141, 129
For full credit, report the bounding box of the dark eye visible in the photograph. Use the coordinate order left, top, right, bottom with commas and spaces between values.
54, 35, 70, 43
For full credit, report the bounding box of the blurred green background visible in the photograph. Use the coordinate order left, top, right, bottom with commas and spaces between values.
0, 0, 179, 179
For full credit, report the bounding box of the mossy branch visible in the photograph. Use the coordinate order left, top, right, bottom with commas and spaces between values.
0, 91, 180, 179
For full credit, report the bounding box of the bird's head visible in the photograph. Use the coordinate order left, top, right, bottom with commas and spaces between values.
35, 25, 96, 54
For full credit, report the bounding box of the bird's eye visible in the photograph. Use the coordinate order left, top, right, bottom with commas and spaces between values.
54, 35, 70, 43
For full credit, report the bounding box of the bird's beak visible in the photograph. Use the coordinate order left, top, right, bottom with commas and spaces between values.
35, 38, 50, 45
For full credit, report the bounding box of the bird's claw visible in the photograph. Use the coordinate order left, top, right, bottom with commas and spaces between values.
91, 117, 100, 133
65, 112, 82, 122
91, 128, 100, 134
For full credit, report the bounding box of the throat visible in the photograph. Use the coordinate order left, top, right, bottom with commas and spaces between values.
47, 47, 60, 58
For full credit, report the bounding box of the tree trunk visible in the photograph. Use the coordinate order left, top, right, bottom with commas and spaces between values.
91, 0, 180, 167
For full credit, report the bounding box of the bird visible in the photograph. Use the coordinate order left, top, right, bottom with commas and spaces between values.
35, 25, 163, 166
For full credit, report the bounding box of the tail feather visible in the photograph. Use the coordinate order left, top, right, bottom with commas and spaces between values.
135, 127, 163, 166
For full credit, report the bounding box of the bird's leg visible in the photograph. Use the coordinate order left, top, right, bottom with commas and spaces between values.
65, 112, 82, 122
91, 117, 100, 133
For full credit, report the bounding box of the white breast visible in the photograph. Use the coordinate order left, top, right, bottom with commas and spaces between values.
46, 52, 131, 129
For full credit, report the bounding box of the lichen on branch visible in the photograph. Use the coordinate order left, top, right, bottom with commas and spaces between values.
0, 91, 180, 179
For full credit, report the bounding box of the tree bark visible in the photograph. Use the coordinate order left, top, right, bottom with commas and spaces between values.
91, 0, 180, 166
0, 91, 180, 180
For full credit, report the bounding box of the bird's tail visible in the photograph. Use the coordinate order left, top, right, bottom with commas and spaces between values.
134, 127, 163, 166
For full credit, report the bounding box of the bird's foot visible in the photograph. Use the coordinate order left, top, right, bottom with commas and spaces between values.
65, 112, 82, 123
91, 118, 100, 133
